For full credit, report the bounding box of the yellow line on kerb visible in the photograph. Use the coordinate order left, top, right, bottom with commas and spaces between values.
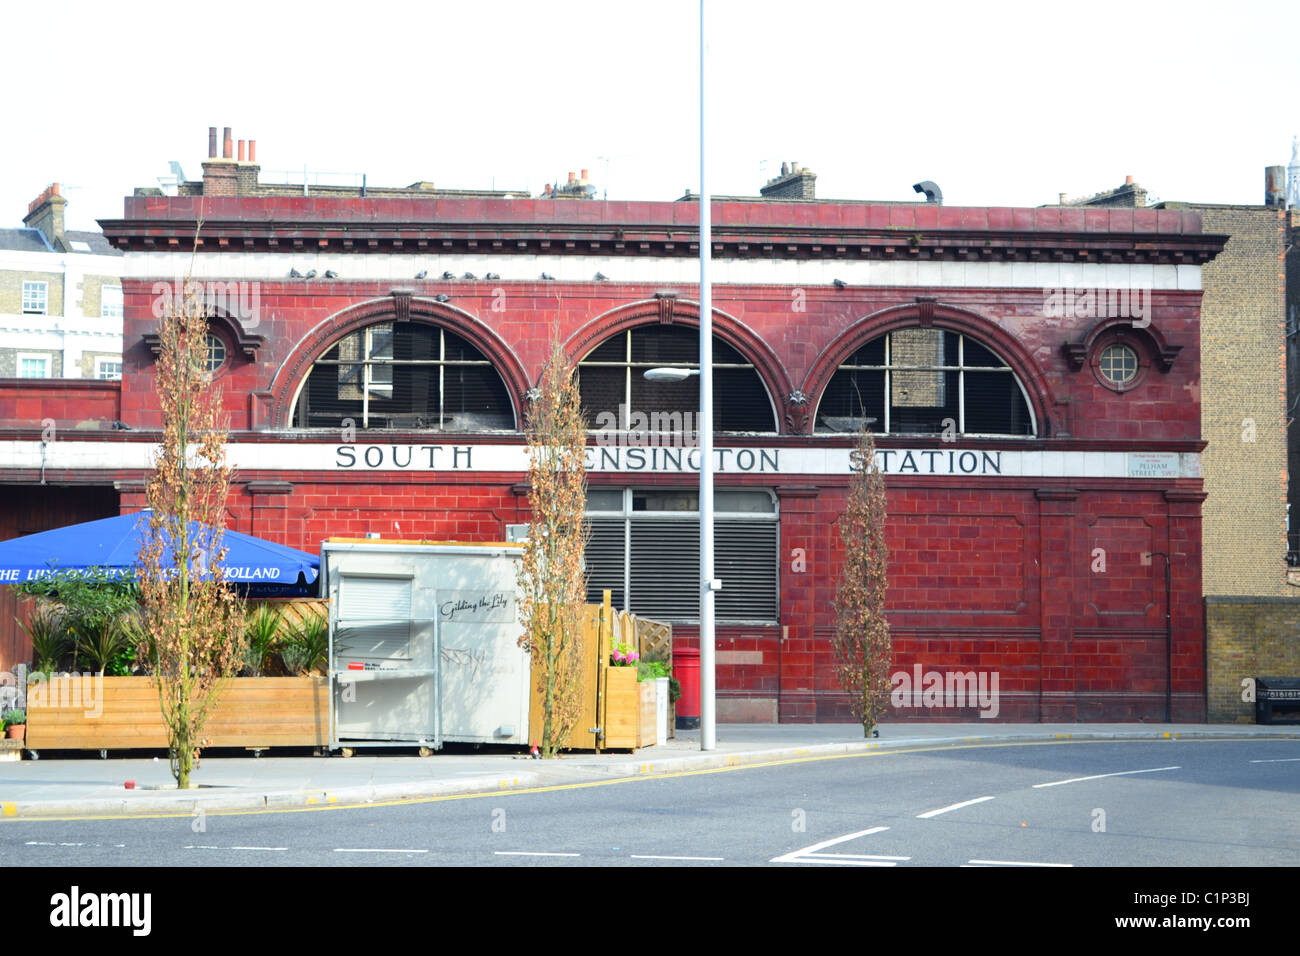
0, 736, 1284, 824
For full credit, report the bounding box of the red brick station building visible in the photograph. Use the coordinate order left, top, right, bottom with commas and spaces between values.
0, 145, 1227, 723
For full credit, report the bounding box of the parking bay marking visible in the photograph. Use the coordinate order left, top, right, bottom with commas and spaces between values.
771, 826, 911, 866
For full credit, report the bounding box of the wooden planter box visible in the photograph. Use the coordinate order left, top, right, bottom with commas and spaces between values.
603, 666, 640, 750
636, 678, 657, 748
27, 676, 328, 752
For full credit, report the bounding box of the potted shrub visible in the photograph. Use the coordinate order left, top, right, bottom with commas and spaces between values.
4, 709, 26, 741
243, 604, 283, 677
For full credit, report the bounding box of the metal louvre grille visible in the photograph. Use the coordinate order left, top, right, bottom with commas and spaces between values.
630, 519, 699, 620
584, 517, 627, 608
588, 516, 777, 623
715, 522, 778, 620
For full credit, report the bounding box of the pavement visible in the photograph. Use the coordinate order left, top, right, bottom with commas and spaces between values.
0, 721, 1296, 818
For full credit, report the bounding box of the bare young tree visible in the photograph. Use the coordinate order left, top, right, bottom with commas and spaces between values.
517, 339, 588, 758
831, 425, 892, 737
136, 269, 246, 788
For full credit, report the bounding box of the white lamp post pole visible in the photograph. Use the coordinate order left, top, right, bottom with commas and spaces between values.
698, 0, 716, 752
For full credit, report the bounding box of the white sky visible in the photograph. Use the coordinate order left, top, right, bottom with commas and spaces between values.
4, 0, 1298, 232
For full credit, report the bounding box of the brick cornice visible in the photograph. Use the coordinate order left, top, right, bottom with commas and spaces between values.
99, 198, 1228, 264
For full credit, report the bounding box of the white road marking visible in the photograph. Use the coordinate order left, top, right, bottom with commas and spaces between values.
916, 796, 995, 818
630, 854, 725, 861
771, 826, 910, 866
231, 846, 287, 851
334, 848, 428, 854
25, 841, 55, 846
1033, 766, 1180, 789
1250, 758, 1300, 763
966, 859, 1073, 867
494, 850, 581, 857
184, 845, 221, 850
780, 826, 889, 856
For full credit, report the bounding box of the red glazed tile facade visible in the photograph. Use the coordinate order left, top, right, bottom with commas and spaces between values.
0, 194, 1225, 721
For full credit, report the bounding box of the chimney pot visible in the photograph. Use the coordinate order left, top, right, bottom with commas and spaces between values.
1125, 175, 1133, 185
581, 168, 589, 181
208, 127, 217, 158
568, 171, 576, 183
223, 127, 233, 159
249, 140, 256, 163
238, 139, 246, 162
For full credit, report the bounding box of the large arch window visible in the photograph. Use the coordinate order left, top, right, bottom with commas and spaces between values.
815, 328, 1035, 436
578, 326, 776, 433
291, 321, 515, 430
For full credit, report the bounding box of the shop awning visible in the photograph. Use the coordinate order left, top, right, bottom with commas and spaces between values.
0, 511, 318, 588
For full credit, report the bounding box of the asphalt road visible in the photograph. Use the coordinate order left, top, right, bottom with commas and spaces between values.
3, 739, 1296, 867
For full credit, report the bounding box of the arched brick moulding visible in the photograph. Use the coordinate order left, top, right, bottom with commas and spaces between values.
563, 298, 795, 434
799, 303, 1058, 438
268, 295, 531, 429
1063, 316, 1183, 374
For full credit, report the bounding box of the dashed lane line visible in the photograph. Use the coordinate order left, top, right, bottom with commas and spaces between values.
916, 796, 995, 818
334, 848, 428, 854
183, 844, 288, 851
1032, 766, 1181, 789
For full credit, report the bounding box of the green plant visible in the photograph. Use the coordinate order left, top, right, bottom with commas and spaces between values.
285, 613, 328, 674
3, 708, 25, 726
105, 644, 136, 677
243, 604, 284, 676
77, 614, 131, 674
17, 602, 67, 674
118, 608, 154, 676
636, 659, 671, 682
14, 568, 140, 674
278, 639, 310, 676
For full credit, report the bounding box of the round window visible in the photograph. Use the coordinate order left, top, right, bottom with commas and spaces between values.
1098, 343, 1138, 387
204, 333, 227, 373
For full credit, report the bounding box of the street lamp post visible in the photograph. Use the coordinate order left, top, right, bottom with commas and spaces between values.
644, 361, 714, 751
644, 0, 716, 753
696, 0, 716, 752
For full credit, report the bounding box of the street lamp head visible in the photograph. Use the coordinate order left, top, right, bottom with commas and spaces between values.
642, 367, 699, 383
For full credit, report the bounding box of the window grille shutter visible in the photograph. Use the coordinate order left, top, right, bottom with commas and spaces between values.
716, 521, 779, 620
584, 518, 627, 608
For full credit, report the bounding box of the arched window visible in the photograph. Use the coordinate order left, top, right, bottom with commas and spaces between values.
578, 325, 776, 434
815, 328, 1035, 436
291, 321, 516, 430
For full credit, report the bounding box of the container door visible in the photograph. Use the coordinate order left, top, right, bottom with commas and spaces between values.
331, 571, 439, 743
